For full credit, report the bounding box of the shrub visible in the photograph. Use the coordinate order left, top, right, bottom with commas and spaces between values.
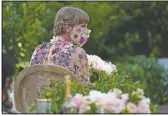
116, 55, 168, 104
36, 70, 158, 113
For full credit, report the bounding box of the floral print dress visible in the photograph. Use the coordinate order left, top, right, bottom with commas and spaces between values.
30, 36, 90, 85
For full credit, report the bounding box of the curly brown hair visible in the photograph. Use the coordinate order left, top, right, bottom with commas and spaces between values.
53, 6, 89, 36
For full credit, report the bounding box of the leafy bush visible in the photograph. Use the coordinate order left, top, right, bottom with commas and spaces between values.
36, 70, 158, 113
116, 55, 168, 104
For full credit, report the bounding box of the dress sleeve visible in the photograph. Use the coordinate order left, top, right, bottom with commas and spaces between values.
70, 47, 90, 85
30, 44, 45, 65
30, 48, 38, 65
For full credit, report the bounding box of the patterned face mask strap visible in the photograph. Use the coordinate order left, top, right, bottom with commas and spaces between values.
69, 26, 79, 44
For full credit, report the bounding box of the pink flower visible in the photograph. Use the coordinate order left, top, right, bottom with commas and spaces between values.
121, 94, 129, 103
78, 104, 91, 113
137, 100, 151, 113
71, 94, 84, 109
126, 102, 138, 113
96, 93, 110, 104
105, 98, 125, 113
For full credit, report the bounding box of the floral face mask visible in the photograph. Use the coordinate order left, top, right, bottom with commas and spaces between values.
69, 27, 91, 47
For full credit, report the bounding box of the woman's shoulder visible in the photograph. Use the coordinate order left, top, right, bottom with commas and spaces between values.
36, 42, 52, 49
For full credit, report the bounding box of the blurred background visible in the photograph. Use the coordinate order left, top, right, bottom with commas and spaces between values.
2, 1, 168, 112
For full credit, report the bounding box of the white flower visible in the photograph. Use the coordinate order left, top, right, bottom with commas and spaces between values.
132, 88, 144, 99
121, 94, 129, 103
112, 88, 122, 97
86, 90, 104, 103
137, 100, 151, 113
132, 91, 136, 96
142, 97, 151, 104
107, 91, 118, 98
126, 102, 138, 113
97, 93, 115, 104
137, 88, 144, 96
87, 54, 118, 75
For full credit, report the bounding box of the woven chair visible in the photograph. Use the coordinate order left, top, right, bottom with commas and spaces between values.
14, 64, 79, 113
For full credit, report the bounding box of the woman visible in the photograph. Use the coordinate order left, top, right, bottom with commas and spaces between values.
30, 6, 91, 85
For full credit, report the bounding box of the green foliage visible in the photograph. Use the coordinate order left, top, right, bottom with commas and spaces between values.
3, 2, 47, 63
3, 2, 168, 71
104, 2, 168, 60
2, 2, 63, 71
38, 81, 65, 113
15, 61, 29, 72
116, 55, 168, 104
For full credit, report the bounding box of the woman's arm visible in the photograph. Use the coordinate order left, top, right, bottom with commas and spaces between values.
70, 47, 90, 85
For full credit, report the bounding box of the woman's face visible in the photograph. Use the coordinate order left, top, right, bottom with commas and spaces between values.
67, 23, 91, 47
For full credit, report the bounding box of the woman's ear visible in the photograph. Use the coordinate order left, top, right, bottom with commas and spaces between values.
66, 24, 73, 33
